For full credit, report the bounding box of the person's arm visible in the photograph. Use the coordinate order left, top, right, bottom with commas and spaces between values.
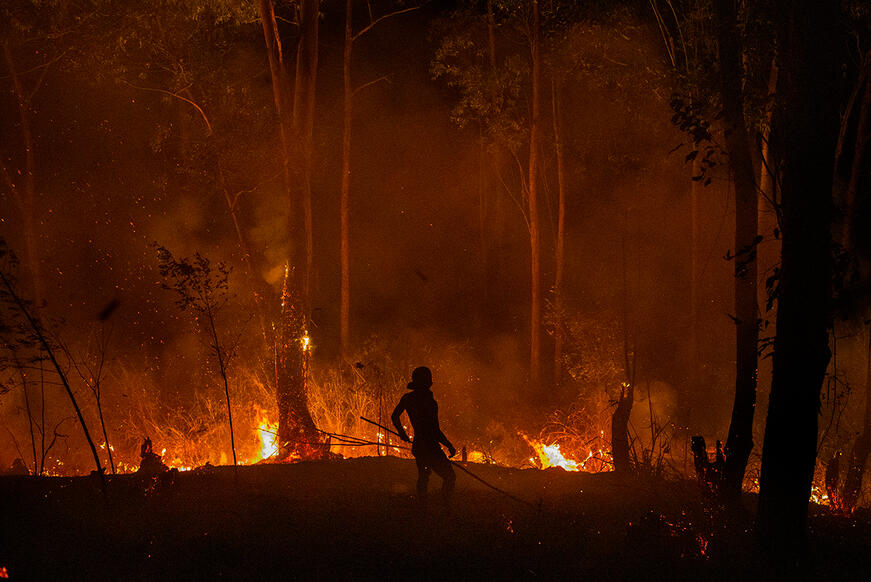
391, 397, 411, 442
434, 403, 456, 457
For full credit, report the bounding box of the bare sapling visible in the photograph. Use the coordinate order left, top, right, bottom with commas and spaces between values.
156, 245, 238, 473
62, 317, 117, 475
0, 239, 106, 490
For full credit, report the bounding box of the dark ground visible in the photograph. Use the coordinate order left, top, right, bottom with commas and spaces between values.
1, 457, 869, 581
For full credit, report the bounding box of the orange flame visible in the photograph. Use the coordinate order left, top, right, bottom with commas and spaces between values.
522, 434, 580, 471
250, 409, 279, 463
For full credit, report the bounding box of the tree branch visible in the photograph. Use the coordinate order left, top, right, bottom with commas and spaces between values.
122, 80, 213, 135
353, 6, 421, 42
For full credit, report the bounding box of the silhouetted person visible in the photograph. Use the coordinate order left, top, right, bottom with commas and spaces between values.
392, 366, 456, 504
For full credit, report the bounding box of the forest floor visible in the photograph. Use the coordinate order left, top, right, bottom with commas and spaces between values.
1, 457, 869, 581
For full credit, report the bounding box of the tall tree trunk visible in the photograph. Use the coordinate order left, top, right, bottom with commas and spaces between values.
841, 52, 871, 249
477, 134, 490, 328
689, 157, 700, 399
758, 0, 841, 557
528, 0, 542, 391
487, 0, 497, 70
294, 0, 319, 310
340, 0, 353, 361
2, 43, 41, 302
276, 267, 319, 458
612, 383, 634, 474
551, 77, 566, 386
841, 325, 871, 513
715, 0, 759, 498
259, 0, 320, 458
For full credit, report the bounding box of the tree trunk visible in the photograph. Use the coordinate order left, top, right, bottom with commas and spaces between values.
276, 267, 320, 458
259, 0, 320, 457
528, 0, 542, 391
715, 0, 759, 499
612, 383, 634, 474
0, 271, 105, 491
3, 43, 41, 302
689, 157, 700, 399
207, 305, 237, 472
95, 389, 116, 475
293, 0, 319, 309
340, 0, 353, 361
551, 77, 566, 386
841, 52, 871, 249
758, 0, 841, 557
840, 325, 871, 514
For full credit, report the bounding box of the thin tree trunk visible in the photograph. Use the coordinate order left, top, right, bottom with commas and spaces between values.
340, 0, 353, 361
294, 0, 319, 310
842, 52, 871, 249
689, 157, 700, 397
95, 392, 115, 475
715, 0, 759, 499
758, 0, 841, 556
3, 43, 41, 301
487, 0, 497, 70
0, 271, 105, 490
758, 57, 778, 214
840, 325, 871, 514
528, 0, 542, 391
206, 305, 236, 471
40, 365, 45, 474
15, 353, 39, 475
612, 384, 634, 474
551, 77, 566, 386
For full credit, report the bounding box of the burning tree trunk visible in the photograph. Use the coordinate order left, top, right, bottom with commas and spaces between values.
612, 383, 634, 474
715, 0, 760, 500
276, 267, 320, 459
259, 0, 321, 450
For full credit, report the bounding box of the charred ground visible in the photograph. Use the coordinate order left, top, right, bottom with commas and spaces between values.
2, 458, 869, 581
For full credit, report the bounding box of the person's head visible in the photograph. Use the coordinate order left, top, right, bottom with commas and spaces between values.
407, 366, 433, 390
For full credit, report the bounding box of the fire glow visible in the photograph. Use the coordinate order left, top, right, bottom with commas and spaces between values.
523, 435, 580, 471
252, 410, 280, 463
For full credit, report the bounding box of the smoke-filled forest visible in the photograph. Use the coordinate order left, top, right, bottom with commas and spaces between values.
1, 0, 871, 579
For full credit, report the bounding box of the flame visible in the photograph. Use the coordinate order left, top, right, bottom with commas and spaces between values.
523, 435, 580, 471
810, 484, 830, 506
250, 408, 279, 463
301, 333, 311, 351
466, 450, 488, 463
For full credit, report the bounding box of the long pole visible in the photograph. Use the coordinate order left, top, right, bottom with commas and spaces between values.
360, 416, 537, 509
